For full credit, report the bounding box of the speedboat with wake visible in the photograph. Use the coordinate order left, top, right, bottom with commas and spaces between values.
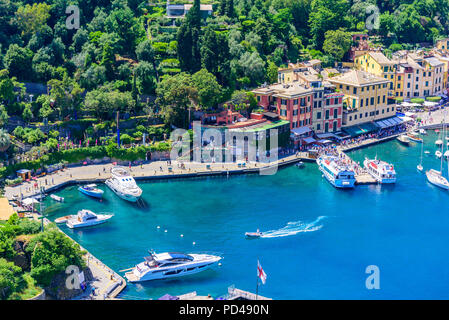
316, 155, 356, 189
363, 157, 396, 184
105, 167, 142, 202
124, 251, 221, 282
78, 184, 104, 199
245, 229, 263, 239
66, 209, 113, 229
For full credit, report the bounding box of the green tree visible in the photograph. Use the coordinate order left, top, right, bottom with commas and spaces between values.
27, 230, 85, 287
322, 29, 352, 61
14, 2, 51, 38
191, 69, 222, 109
0, 104, 8, 127
156, 73, 198, 129
22, 103, 33, 123
3, 45, 33, 79
0, 129, 10, 152
177, 0, 202, 73
266, 60, 278, 84
0, 258, 23, 300
201, 27, 231, 86
308, 0, 349, 49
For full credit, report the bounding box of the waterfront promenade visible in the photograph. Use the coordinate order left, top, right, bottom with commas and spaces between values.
4, 154, 309, 200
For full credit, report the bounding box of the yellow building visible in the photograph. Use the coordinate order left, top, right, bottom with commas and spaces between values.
436, 38, 449, 52
328, 70, 394, 128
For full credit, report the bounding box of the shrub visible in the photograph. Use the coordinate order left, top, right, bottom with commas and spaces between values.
410, 98, 424, 104
426, 96, 441, 102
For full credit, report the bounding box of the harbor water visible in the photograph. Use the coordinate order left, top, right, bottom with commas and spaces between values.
43, 131, 449, 299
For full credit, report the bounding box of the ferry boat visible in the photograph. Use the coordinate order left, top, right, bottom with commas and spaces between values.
105, 167, 142, 202
426, 169, 449, 190
363, 157, 396, 184
316, 155, 356, 189
78, 184, 104, 199
397, 134, 410, 145
124, 251, 222, 282
66, 209, 113, 229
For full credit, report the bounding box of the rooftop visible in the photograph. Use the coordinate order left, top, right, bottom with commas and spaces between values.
328, 70, 390, 87
368, 52, 395, 66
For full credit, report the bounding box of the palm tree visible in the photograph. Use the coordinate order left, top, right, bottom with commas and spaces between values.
0, 129, 11, 152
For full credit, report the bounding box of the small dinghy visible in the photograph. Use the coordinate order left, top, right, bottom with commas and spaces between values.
55, 215, 75, 224
50, 194, 64, 202
407, 133, 423, 143
245, 229, 263, 239
296, 161, 304, 168
419, 129, 427, 135
436, 150, 443, 158
78, 184, 104, 199
424, 151, 430, 154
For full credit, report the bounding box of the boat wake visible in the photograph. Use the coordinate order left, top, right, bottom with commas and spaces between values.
260, 216, 327, 238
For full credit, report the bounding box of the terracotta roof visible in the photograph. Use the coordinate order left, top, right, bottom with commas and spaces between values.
328, 70, 390, 87
368, 52, 394, 65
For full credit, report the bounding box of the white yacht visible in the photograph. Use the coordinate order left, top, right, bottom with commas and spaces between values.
397, 134, 410, 145
363, 157, 396, 184
124, 251, 222, 282
105, 167, 142, 202
66, 209, 113, 229
316, 155, 356, 189
426, 169, 449, 190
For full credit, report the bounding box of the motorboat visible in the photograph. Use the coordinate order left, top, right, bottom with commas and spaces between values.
55, 215, 75, 224
397, 135, 410, 145
424, 151, 430, 154
296, 161, 304, 168
50, 194, 64, 202
444, 150, 449, 159
426, 169, 449, 190
124, 251, 222, 282
105, 167, 142, 202
417, 164, 423, 172
316, 155, 356, 189
407, 132, 423, 143
436, 150, 442, 158
419, 129, 427, 135
363, 157, 396, 184
435, 139, 443, 146
245, 229, 263, 239
66, 209, 113, 229
78, 184, 104, 199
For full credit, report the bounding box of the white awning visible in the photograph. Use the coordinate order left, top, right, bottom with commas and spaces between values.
291, 127, 312, 136
22, 198, 39, 205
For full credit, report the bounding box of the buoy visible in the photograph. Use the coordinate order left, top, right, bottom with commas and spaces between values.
192, 242, 196, 245
164, 230, 167, 233
218, 263, 222, 267
180, 234, 184, 237
157, 226, 160, 229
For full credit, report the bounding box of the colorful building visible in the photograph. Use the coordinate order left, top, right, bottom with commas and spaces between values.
252, 83, 314, 145
328, 70, 394, 129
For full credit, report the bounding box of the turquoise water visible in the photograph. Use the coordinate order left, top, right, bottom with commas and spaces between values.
43, 131, 449, 299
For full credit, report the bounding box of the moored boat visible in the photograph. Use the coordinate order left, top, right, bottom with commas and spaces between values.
316, 155, 356, 189
66, 209, 113, 229
105, 167, 142, 202
407, 132, 423, 143
124, 251, 222, 282
50, 194, 64, 202
55, 215, 75, 224
419, 128, 427, 135
436, 150, 442, 158
397, 135, 410, 145
363, 157, 396, 184
426, 169, 449, 190
78, 184, 104, 199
